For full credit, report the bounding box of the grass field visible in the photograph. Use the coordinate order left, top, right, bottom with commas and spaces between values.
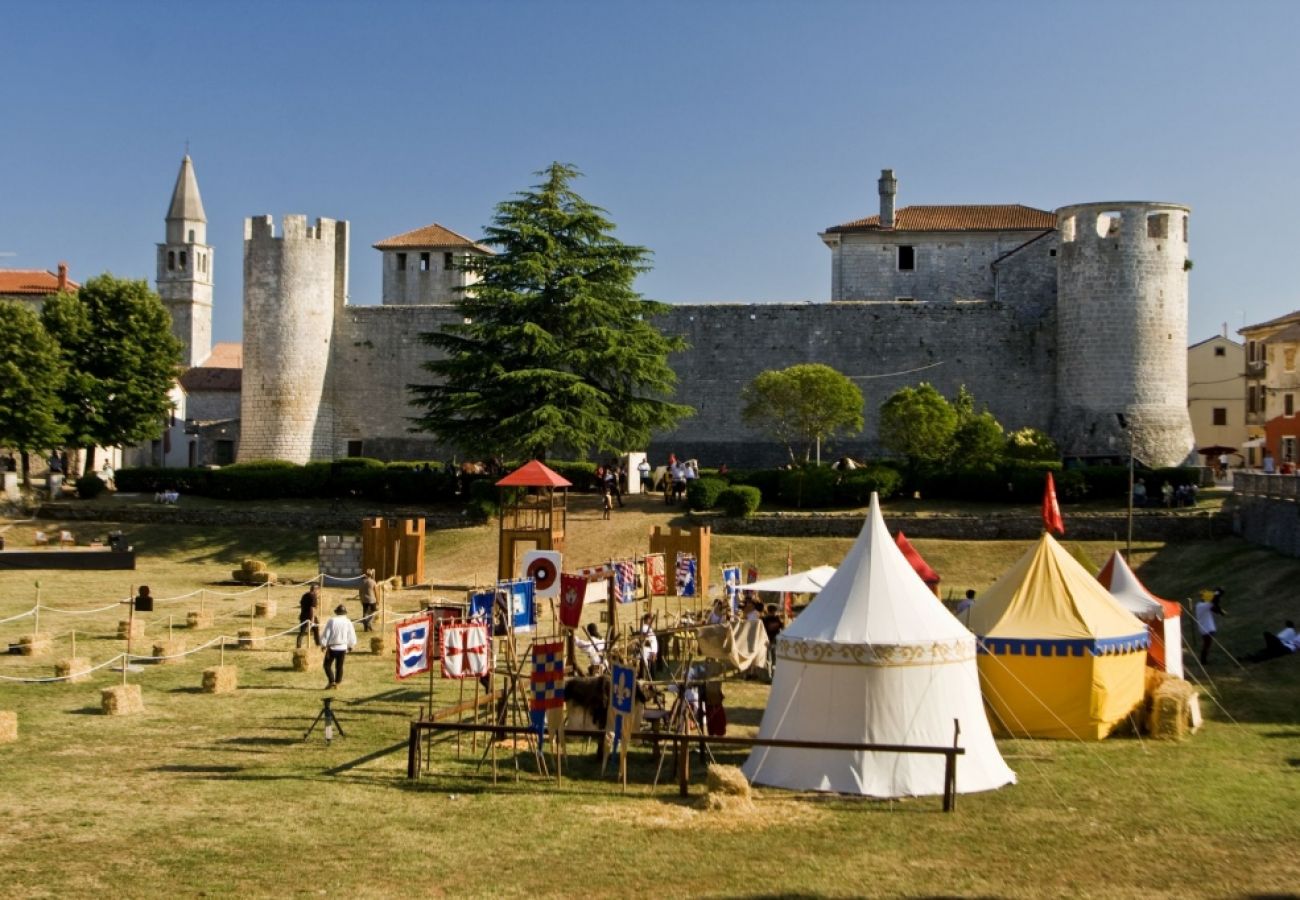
1, 492, 1297, 898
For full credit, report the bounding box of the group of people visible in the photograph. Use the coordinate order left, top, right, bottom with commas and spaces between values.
1132, 478, 1198, 508
296, 570, 382, 689
664, 456, 699, 505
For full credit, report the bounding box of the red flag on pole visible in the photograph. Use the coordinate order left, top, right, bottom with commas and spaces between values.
1042, 472, 1065, 535
558, 574, 587, 629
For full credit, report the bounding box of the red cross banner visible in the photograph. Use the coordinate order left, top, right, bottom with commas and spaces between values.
559, 573, 587, 628
440, 622, 492, 679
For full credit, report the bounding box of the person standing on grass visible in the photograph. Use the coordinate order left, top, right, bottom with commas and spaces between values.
602, 487, 613, 520
359, 569, 379, 632
1195, 589, 1224, 665
297, 583, 320, 649
320, 603, 357, 688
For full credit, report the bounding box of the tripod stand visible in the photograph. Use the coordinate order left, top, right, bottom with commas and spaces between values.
304, 697, 346, 742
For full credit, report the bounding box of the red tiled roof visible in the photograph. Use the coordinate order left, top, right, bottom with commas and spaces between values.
0, 269, 80, 295
372, 223, 492, 253
826, 205, 1057, 234
179, 367, 241, 392
200, 342, 242, 369
496, 460, 572, 488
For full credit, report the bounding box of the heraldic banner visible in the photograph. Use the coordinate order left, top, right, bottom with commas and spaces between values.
395, 614, 433, 680
441, 622, 492, 679
559, 573, 587, 629
676, 552, 697, 598
644, 553, 666, 596
609, 663, 635, 752
530, 641, 566, 737
722, 564, 742, 614
614, 559, 637, 604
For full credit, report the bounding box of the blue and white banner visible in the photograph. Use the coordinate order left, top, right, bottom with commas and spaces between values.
502, 578, 536, 634
395, 615, 432, 680
610, 663, 636, 752
722, 564, 742, 614
675, 553, 696, 598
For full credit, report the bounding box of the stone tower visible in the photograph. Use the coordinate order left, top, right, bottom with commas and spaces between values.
156, 155, 213, 367
237, 215, 349, 463
1053, 201, 1194, 467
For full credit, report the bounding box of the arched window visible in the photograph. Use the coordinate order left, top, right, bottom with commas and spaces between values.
168, 250, 175, 270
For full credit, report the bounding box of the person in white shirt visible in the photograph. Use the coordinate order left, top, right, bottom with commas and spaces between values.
638, 613, 659, 677
573, 623, 606, 674
1194, 588, 1225, 664
637, 458, 651, 493
319, 604, 358, 688
706, 599, 728, 626
1250, 620, 1299, 662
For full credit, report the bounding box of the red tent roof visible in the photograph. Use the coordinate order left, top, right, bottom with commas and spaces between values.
495, 460, 572, 488
895, 531, 940, 587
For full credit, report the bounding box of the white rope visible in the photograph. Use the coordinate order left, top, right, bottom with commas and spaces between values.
0, 606, 37, 624
0, 653, 126, 683
126, 633, 229, 661
36, 600, 128, 615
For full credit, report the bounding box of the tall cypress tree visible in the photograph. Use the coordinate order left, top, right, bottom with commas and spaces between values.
409, 163, 692, 460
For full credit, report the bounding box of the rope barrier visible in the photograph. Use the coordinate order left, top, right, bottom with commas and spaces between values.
36, 600, 128, 615
0, 607, 37, 624
0, 653, 126, 683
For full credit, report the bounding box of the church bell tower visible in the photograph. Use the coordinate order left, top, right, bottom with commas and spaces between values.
156, 155, 213, 367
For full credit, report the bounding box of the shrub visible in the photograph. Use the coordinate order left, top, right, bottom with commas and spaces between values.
75, 474, 106, 499
717, 485, 761, 517
778, 466, 837, 508
1078, 465, 1131, 500
465, 478, 499, 520
546, 460, 599, 492
1005, 427, 1060, 461
833, 464, 904, 505
725, 468, 783, 499
686, 477, 728, 510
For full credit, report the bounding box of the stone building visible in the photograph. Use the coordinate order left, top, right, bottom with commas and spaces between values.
153, 160, 1197, 469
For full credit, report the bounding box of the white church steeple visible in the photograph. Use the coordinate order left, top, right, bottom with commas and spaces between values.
157, 154, 213, 367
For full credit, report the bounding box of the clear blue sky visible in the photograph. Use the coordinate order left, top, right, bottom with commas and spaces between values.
3, 0, 1297, 346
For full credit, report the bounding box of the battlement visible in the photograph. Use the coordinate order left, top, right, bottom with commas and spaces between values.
243, 214, 346, 243
1056, 201, 1190, 246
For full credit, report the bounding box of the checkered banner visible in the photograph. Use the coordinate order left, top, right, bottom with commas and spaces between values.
529, 640, 566, 737
441, 622, 492, 679
394, 614, 433, 680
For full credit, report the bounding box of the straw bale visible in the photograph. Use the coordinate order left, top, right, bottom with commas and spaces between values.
1148, 679, 1198, 741
18, 633, 52, 657
247, 571, 275, 585
231, 569, 246, 582
0, 710, 16, 743
101, 684, 144, 715
187, 610, 214, 629
700, 764, 754, 812
117, 619, 145, 641
54, 658, 91, 682
292, 648, 312, 671
254, 599, 277, 619
202, 665, 238, 693
237, 628, 266, 648
369, 635, 389, 655
151, 639, 187, 665
241, 558, 267, 574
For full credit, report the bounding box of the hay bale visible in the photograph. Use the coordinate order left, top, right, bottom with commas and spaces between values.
236, 628, 266, 649
241, 558, 267, 574
1148, 679, 1198, 741
101, 684, 144, 716
202, 665, 237, 694
247, 571, 275, 585
18, 633, 52, 657
231, 569, 246, 582
369, 634, 389, 655
151, 639, 187, 665
700, 764, 754, 812
54, 657, 91, 682
254, 599, 277, 619
291, 648, 312, 671
117, 619, 145, 641
0, 710, 16, 743
187, 610, 214, 629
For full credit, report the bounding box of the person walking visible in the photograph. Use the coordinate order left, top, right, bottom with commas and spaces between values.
320, 603, 357, 688
297, 583, 320, 648
359, 569, 379, 632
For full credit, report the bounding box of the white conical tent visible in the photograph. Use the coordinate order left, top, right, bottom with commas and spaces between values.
743, 494, 1015, 798
1098, 550, 1184, 679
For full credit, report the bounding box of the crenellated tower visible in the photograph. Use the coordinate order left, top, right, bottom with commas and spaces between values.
1053, 201, 1194, 467
156, 155, 213, 367
237, 214, 349, 463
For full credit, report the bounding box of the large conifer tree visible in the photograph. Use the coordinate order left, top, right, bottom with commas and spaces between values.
409, 163, 692, 459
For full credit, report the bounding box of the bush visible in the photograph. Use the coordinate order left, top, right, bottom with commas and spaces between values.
832, 464, 904, 505
686, 476, 728, 510
465, 478, 499, 520
725, 468, 783, 499
717, 485, 761, 517
778, 466, 837, 508
1005, 427, 1060, 461
75, 474, 106, 499
1077, 465, 1131, 500
546, 460, 599, 492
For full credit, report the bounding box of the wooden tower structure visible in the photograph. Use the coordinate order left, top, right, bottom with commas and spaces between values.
495, 461, 571, 581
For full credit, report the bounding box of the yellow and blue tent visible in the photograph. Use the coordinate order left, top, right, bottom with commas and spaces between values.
968, 533, 1148, 740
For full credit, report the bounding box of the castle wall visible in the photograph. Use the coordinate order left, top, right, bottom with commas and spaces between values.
648, 300, 1056, 467
1053, 202, 1194, 467
830, 230, 1056, 303
238, 215, 348, 463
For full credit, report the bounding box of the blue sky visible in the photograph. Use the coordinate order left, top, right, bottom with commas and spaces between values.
2, 0, 1297, 346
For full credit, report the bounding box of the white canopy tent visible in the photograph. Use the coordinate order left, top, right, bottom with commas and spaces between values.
743, 565, 837, 594
743, 494, 1015, 798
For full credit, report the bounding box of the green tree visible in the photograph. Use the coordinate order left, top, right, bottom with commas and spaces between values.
878, 382, 958, 467
42, 275, 182, 470
408, 163, 692, 459
954, 410, 1005, 469
740, 363, 864, 463
1005, 426, 1060, 461
0, 302, 67, 484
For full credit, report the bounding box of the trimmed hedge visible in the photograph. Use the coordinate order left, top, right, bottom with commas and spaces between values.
115, 460, 461, 503
75, 474, 107, 499
686, 476, 728, 511
832, 465, 904, 505
717, 485, 761, 517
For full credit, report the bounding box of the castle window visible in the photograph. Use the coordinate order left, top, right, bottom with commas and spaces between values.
1182, 215, 1189, 242
1147, 213, 1169, 239
179, 251, 187, 269
168, 250, 175, 270
1214, 346, 1226, 357
1095, 212, 1122, 238
444, 252, 454, 270
420, 252, 430, 272
1060, 215, 1076, 242
347, 440, 364, 458
897, 246, 915, 271
1212, 408, 1227, 426
397, 252, 407, 271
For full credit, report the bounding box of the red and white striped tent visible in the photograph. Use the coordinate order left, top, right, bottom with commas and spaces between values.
1097, 551, 1184, 679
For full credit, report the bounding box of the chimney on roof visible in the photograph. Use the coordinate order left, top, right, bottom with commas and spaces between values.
878, 169, 897, 229
57, 262, 68, 292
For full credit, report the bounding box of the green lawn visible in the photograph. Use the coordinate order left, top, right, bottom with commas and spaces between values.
0, 499, 1296, 898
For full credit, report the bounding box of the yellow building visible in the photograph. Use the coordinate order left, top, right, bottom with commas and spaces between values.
1187, 333, 1246, 464
1240, 311, 1300, 469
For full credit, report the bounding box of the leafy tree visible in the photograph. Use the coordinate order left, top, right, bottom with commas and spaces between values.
878, 382, 958, 467
0, 302, 67, 484
953, 410, 1005, 469
1005, 426, 1060, 461
409, 163, 692, 459
42, 275, 182, 470
740, 363, 864, 463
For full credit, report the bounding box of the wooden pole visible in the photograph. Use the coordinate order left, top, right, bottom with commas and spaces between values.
125, 585, 136, 680
33, 582, 40, 638
456, 678, 465, 759
169, 615, 173, 640
199, 588, 205, 614
71, 629, 76, 659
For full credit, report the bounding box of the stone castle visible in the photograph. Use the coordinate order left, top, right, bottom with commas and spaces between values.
152, 160, 1194, 470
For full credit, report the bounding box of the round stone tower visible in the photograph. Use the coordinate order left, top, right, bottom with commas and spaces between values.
1053, 201, 1193, 467
238, 215, 350, 463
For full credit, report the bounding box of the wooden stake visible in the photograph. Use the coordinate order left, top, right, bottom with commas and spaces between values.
33, 582, 40, 639
71, 629, 76, 658
456, 678, 465, 759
